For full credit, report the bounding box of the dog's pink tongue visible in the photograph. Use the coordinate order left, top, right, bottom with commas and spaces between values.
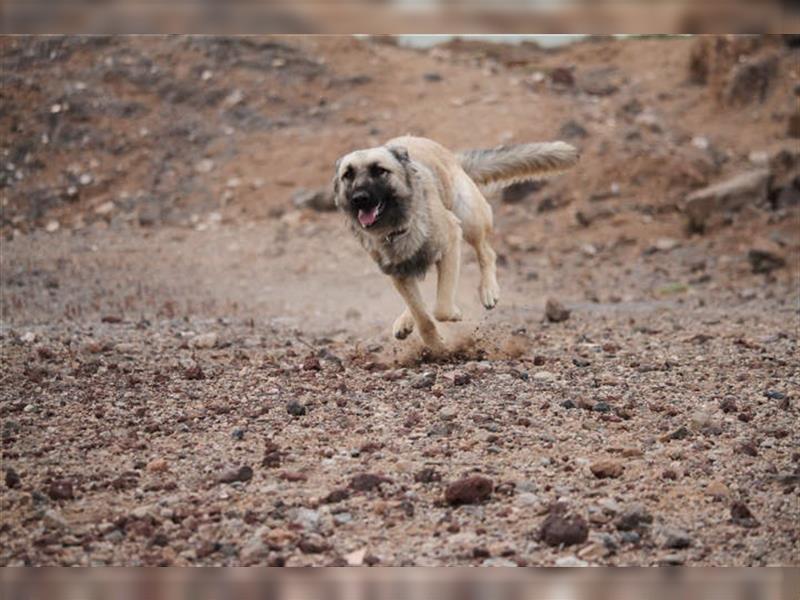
358, 207, 378, 227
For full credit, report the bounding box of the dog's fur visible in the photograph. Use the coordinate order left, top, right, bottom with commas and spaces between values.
333, 136, 578, 353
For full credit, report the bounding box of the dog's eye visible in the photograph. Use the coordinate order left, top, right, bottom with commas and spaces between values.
342, 167, 354, 181
370, 165, 389, 177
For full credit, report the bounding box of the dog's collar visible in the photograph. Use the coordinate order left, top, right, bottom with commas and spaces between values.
385, 228, 408, 244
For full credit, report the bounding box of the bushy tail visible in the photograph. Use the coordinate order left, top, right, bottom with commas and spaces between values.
458, 141, 579, 186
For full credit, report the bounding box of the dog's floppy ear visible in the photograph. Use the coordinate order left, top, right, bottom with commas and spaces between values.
332, 157, 343, 207
389, 146, 409, 164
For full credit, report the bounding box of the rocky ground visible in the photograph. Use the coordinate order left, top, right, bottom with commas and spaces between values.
1, 35, 798, 566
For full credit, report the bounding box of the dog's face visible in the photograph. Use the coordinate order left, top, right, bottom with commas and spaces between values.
333, 146, 413, 232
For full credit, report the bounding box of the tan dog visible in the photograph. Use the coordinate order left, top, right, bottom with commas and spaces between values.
333, 136, 578, 353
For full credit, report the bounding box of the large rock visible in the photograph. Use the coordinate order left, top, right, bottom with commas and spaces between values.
685, 169, 769, 232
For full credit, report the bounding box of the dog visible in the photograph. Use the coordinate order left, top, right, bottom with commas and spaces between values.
333, 136, 578, 353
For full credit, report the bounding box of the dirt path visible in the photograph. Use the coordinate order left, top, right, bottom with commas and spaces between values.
1, 35, 798, 566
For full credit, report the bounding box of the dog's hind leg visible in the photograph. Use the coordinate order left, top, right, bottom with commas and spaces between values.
391, 276, 447, 353
458, 185, 500, 310
471, 230, 500, 310
434, 218, 463, 322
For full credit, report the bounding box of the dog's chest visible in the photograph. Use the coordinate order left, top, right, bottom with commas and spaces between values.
376, 238, 439, 279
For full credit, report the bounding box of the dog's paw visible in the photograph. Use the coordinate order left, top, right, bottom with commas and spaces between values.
434, 305, 462, 322
393, 313, 415, 340
480, 281, 500, 310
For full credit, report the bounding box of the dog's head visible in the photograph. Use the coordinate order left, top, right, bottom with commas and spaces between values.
333, 145, 413, 232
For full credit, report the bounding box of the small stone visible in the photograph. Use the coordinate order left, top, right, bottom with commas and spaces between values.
43, 509, 68, 529
5, 468, 21, 489
291, 187, 335, 212
559, 120, 588, 139
659, 553, 685, 566
539, 507, 589, 547
189, 332, 218, 349
349, 473, 389, 492
730, 501, 759, 528
620, 531, 640, 544
195, 159, 214, 173
533, 371, 556, 382
545, 298, 570, 323
706, 480, 730, 501
146, 458, 168, 473
452, 371, 471, 386
302, 356, 321, 371
440, 406, 458, 421
183, 364, 205, 380
560, 399, 576, 409
555, 556, 588, 567
572, 357, 591, 367
409, 371, 436, 389
593, 401, 611, 413
764, 390, 786, 400
748, 249, 785, 274
218, 465, 253, 484
333, 512, 352, 525
324, 489, 350, 504
298, 534, 329, 554
662, 528, 692, 549
615, 505, 653, 531
719, 397, 738, 413
344, 547, 367, 566
423, 72, 443, 82
45, 220, 60, 233
47, 479, 74, 501
590, 460, 624, 479
444, 475, 493, 506
663, 426, 691, 441
414, 468, 442, 484
286, 400, 306, 417
292, 507, 320, 531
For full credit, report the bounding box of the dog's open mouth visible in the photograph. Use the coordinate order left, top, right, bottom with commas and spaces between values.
357, 200, 384, 228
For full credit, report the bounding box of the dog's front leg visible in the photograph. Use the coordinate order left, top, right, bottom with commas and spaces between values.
391, 275, 447, 353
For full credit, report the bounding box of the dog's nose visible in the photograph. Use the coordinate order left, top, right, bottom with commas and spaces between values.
351, 190, 370, 207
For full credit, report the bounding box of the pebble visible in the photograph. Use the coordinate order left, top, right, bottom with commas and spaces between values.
47, 479, 75, 501
189, 332, 218, 349
560, 399, 576, 409
5, 468, 21, 489
444, 476, 493, 506
662, 528, 692, 549
590, 460, 624, 479
731, 501, 760, 528
452, 371, 471, 386
482, 557, 517, 567
292, 507, 320, 531
533, 371, 556, 382
539, 507, 589, 547
349, 473, 389, 492
440, 406, 458, 420
218, 465, 253, 484
195, 159, 214, 173
333, 512, 353, 526
555, 556, 588, 567
146, 458, 168, 473
43, 509, 68, 529
545, 298, 570, 323
286, 400, 306, 417
615, 505, 653, 531
409, 371, 436, 389
706, 480, 730, 501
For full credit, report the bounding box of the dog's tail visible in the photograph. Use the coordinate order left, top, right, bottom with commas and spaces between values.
457, 141, 579, 186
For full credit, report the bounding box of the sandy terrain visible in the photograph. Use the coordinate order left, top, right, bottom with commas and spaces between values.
1, 35, 798, 566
